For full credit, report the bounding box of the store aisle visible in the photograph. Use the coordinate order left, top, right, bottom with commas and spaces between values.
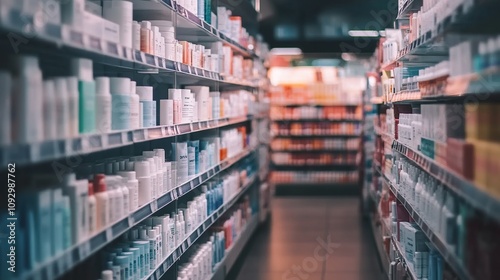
234, 197, 385, 280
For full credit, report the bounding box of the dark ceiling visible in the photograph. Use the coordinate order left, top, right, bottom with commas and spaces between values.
258, 0, 396, 54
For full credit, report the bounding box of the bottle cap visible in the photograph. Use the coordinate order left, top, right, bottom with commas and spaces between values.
71, 58, 93, 81
101, 270, 113, 280
94, 174, 107, 193
135, 161, 150, 178
136, 86, 153, 101
141, 21, 151, 29
168, 89, 182, 100
88, 182, 94, 196
96, 77, 111, 95
110, 77, 131, 95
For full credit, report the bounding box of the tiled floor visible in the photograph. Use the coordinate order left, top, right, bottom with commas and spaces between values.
234, 197, 385, 280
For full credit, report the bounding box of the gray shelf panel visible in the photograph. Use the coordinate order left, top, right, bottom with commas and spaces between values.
0, 116, 253, 166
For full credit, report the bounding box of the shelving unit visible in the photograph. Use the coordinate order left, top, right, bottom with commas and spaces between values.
382, 173, 472, 280
365, 0, 500, 279
0, 0, 270, 279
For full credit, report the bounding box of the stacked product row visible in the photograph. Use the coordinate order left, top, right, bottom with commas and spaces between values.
0, 0, 268, 78
7, 123, 253, 275
270, 106, 362, 120
271, 153, 357, 166
381, 153, 500, 280
271, 138, 360, 151
385, 104, 500, 197
94, 162, 256, 280
272, 123, 362, 136
0, 56, 256, 146
176, 196, 256, 280
271, 171, 359, 184
269, 79, 364, 105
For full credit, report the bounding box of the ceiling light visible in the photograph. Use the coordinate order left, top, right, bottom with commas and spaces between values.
269, 48, 303, 56
348, 30, 380, 37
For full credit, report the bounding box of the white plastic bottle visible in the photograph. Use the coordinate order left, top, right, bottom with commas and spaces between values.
88, 182, 97, 235
119, 171, 139, 211
66, 77, 80, 137
129, 81, 140, 129
12, 56, 43, 143
95, 77, 112, 133
94, 174, 111, 230
135, 161, 152, 206
119, 176, 130, 216
106, 177, 120, 222
168, 89, 183, 124
175, 214, 182, 247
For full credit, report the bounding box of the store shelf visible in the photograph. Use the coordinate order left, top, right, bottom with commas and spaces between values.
271, 149, 359, 153
397, 0, 500, 65
272, 119, 363, 123
142, 173, 258, 280
270, 102, 361, 107
382, 174, 472, 280
369, 214, 390, 280
273, 134, 362, 139
210, 215, 259, 280
392, 140, 500, 224
397, 0, 423, 18
0, 116, 253, 166
0, 4, 259, 84
391, 236, 418, 280
18, 146, 257, 280
272, 163, 359, 171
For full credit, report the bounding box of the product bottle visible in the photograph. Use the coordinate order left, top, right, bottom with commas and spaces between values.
130, 81, 140, 129
65, 77, 79, 137
160, 99, 174, 126
135, 161, 152, 206
53, 78, 70, 139
175, 214, 182, 246
137, 86, 154, 128
140, 21, 153, 54
103, 0, 133, 48
41, 79, 56, 141
181, 89, 194, 123
94, 174, 111, 230
88, 182, 97, 235
168, 89, 183, 124
110, 77, 131, 131
140, 229, 156, 270
95, 77, 112, 133
11, 56, 43, 143
119, 171, 139, 211
132, 21, 141, 50
119, 176, 130, 216
71, 58, 96, 134
63, 173, 89, 244
101, 270, 113, 280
